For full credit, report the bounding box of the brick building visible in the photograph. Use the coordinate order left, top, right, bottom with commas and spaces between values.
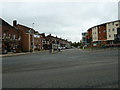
46, 34, 71, 49
106, 20, 120, 44
14, 20, 46, 52
13, 20, 35, 52
34, 31, 42, 51
0, 20, 2, 53
84, 20, 120, 48
1, 18, 72, 53
1, 18, 21, 53
115, 28, 120, 44
41, 33, 49, 50
81, 32, 88, 46
87, 28, 92, 47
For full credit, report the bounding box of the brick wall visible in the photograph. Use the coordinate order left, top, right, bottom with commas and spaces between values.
98, 24, 107, 41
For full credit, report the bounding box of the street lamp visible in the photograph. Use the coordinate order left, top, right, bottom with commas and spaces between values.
32, 23, 35, 52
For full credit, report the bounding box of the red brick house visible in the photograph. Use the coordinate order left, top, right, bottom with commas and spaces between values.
34, 31, 42, 51
0, 18, 20, 53
40, 33, 47, 50
46, 34, 71, 49
13, 20, 35, 52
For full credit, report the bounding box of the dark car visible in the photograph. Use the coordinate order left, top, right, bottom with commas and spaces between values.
2, 48, 8, 54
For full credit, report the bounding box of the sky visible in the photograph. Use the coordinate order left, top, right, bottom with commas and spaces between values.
0, 0, 119, 42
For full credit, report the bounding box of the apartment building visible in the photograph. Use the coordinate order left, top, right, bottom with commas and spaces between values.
1, 18, 21, 53
91, 26, 98, 46
84, 20, 120, 47
116, 28, 120, 43
106, 20, 120, 44
87, 28, 92, 44
0, 23, 2, 52
97, 24, 107, 46
92, 26, 98, 42
34, 31, 41, 50
13, 21, 35, 52
81, 32, 88, 45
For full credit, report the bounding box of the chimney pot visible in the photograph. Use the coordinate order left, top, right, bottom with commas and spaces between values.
13, 20, 17, 26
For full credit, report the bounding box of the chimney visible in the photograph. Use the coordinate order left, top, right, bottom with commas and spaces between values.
13, 20, 17, 26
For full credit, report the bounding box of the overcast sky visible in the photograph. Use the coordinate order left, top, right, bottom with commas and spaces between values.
1, 0, 119, 42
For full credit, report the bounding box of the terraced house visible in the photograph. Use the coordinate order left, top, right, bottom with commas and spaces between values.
1, 18, 21, 53
13, 21, 35, 52
1, 18, 72, 53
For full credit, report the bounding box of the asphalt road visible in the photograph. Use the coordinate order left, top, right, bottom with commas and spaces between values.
2, 49, 119, 88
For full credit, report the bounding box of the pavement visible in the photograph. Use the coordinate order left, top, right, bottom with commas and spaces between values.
0, 50, 48, 57
2, 48, 118, 88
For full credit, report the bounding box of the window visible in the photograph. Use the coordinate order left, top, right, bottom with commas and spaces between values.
112, 28, 115, 31
103, 30, 106, 32
3, 33, 6, 37
109, 35, 111, 37
109, 29, 111, 32
116, 24, 118, 26
112, 22, 114, 25
114, 34, 117, 38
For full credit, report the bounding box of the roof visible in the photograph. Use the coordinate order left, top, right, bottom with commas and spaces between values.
17, 24, 33, 30
16, 24, 35, 33
88, 20, 120, 30
46, 34, 71, 43
0, 18, 17, 30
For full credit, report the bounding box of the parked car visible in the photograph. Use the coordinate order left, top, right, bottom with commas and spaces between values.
2, 48, 8, 54
11, 47, 17, 53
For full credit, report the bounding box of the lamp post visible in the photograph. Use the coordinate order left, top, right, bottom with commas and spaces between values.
32, 23, 34, 52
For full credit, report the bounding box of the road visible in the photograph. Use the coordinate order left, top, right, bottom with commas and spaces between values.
2, 49, 119, 88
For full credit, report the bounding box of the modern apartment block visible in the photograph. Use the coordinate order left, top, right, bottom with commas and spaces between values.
83, 20, 120, 47
87, 28, 92, 44
81, 32, 88, 46
92, 26, 98, 42
106, 20, 120, 44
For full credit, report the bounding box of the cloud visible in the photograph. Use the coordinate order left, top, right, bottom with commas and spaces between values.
1, 1, 118, 42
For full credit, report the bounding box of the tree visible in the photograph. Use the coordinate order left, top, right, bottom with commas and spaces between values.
71, 42, 82, 48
